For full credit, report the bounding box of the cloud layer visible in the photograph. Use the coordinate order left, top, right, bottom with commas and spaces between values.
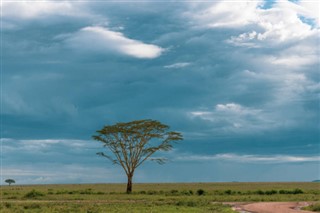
176, 153, 320, 164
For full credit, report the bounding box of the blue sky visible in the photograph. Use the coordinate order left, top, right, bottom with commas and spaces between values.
1, 0, 319, 184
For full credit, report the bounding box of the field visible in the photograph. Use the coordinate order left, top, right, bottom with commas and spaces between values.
1, 182, 319, 212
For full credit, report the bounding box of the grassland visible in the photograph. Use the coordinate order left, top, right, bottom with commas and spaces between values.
1, 182, 319, 212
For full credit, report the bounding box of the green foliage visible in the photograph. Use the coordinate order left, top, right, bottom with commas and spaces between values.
23, 203, 41, 210
176, 200, 209, 207
5, 179, 15, 186
4, 203, 12, 208
303, 202, 320, 212
279, 188, 304, 194
24, 190, 45, 199
196, 189, 205, 196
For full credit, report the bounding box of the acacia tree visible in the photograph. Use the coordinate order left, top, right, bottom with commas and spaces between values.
93, 119, 183, 193
5, 179, 15, 186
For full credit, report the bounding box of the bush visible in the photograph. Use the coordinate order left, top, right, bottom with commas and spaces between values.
4, 202, 11, 208
303, 203, 320, 212
80, 188, 93, 194
196, 189, 205, 196
293, 188, 303, 194
224, 190, 233, 195
170, 189, 179, 195
147, 190, 157, 195
265, 190, 277, 195
24, 190, 45, 199
279, 189, 303, 194
179, 190, 193, 195
177, 201, 195, 207
23, 203, 41, 209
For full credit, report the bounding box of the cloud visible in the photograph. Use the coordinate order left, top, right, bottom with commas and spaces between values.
186, 1, 262, 28
176, 153, 320, 164
164, 62, 191, 69
283, 0, 320, 27
1, 138, 125, 184
226, 2, 318, 47
1, 1, 97, 30
3, 1, 79, 18
2, 138, 92, 152
64, 26, 164, 59
186, 1, 318, 48
189, 103, 275, 133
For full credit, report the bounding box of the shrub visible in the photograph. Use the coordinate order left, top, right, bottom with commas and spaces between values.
293, 188, 303, 194
170, 189, 179, 195
24, 203, 41, 209
4, 202, 11, 208
96, 191, 105, 195
302, 203, 320, 212
265, 190, 277, 195
24, 190, 45, 199
179, 190, 193, 195
224, 190, 233, 195
279, 189, 303, 194
255, 190, 265, 195
80, 189, 93, 194
147, 190, 157, 195
176, 200, 199, 207
196, 189, 205, 196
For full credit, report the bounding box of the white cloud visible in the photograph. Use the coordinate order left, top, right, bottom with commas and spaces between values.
164, 62, 191, 69
65, 26, 164, 59
176, 153, 320, 164
227, 5, 317, 47
282, 0, 320, 27
2, 138, 95, 153
2, 1, 89, 20
188, 103, 272, 133
186, 1, 262, 28
186, 1, 318, 47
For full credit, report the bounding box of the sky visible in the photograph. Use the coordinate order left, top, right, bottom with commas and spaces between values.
1, 0, 319, 185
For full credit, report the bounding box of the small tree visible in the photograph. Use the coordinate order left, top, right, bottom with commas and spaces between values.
93, 119, 183, 193
5, 179, 15, 186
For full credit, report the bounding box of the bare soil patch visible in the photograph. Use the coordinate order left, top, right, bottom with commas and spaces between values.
228, 202, 313, 213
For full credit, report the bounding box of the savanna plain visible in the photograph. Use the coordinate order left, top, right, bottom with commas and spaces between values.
1, 182, 319, 212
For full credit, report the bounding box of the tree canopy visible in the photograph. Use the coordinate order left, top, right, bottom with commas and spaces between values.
5, 179, 15, 186
93, 119, 183, 193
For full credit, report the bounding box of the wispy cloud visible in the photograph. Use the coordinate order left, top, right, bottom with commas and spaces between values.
188, 103, 275, 133
164, 62, 191, 69
176, 153, 320, 164
64, 26, 164, 59
2, 138, 94, 152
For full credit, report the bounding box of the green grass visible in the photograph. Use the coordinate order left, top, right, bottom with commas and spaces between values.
0, 182, 319, 212
0, 202, 236, 213
303, 202, 320, 212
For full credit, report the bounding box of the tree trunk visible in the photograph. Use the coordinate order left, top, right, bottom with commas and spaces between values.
126, 174, 133, 193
